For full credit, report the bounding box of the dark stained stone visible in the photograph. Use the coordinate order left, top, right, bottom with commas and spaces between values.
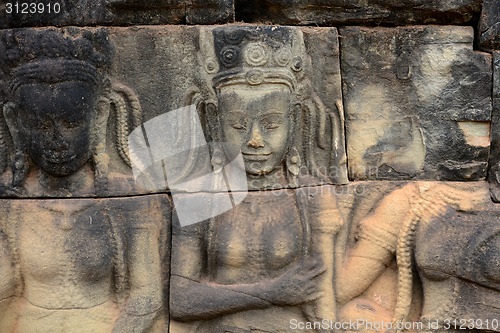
479, 0, 500, 51
488, 52, 500, 201
236, 0, 481, 26
0, 0, 234, 28
340, 26, 492, 181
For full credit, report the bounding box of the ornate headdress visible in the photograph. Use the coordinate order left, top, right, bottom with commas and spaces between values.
209, 25, 305, 93
1, 27, 112, 95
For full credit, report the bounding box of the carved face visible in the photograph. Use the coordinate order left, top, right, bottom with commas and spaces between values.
218, 85, 292, 175
14, 81, 96, 176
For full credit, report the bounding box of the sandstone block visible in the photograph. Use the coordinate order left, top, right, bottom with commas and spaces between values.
340, 26, 492, 181
236, 0, 481, 26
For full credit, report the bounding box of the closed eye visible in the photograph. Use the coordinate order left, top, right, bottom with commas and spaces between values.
263, 122, 281, 130
260, 112, 284, 130
226, 111, 247, 130
231, 123, 246, 130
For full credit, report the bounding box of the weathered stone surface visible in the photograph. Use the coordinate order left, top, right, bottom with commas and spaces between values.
124, 25, 348, 194
489, 52, 500, 201
236, 0, 481, 26
186, 0, 234, 24
169, 184, 395, 332
340, 26, 492, 181
0, 27, 145, 197
390, 181, 500, 329
169, 181, 500, 332
0, 0, 234, 28
0, 194, 171, 333
0, 25, 347, 196
479, 0, 500, 51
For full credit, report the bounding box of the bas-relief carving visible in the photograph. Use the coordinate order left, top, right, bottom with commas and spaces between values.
170, 181, 500, 331
169, 185, 409, 332
236, 0, 481, 26
0, 26, 173, 333
0, 20, 496, 333
337, 181, 500, 333
168, 26, 406, 333
194, 25, 348, 190
341, 26, 492, 181
390, 182, 500, 332
0, 194, 171, 333
0, 27, 143, 197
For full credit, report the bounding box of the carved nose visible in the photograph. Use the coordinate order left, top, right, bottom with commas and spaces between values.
247, 125, 264, 149
50, 126, 69, 151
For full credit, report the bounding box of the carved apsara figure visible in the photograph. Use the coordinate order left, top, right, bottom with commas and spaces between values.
0, 27, 141, 197
169, 25, 410, 332
0, 28, 169, 333
0, 196, 170, 333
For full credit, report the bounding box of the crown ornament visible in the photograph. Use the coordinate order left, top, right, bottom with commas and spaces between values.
1, 27, 112, 94
209, 26, 307, 92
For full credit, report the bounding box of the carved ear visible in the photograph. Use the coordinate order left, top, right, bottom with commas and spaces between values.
91, 97, 111, 193
205, 100, 220, 143
290, 101, 301, 134
0, 103, 16, 175
109, 83, 143, 168
3, 102, 16, 137
329, 99, 348, 184
3, 102, 29, 190
0, 102, 19, 154
92, 96, 111, 151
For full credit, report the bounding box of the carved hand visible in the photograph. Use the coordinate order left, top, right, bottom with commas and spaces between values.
264, 259, 326, 306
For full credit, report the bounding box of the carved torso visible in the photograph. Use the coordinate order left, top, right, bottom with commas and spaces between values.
1, 200, 123, 333
188, 189, 324, 333
206, 190, 304, 285
17, 202, 115, 309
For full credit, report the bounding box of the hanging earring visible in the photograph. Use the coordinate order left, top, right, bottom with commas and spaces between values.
287, 146, 301, 188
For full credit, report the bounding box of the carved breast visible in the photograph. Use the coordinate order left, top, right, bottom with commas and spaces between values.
207, 191, 304, 284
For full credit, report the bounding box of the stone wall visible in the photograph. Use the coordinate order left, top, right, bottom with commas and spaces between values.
0, 1, 498, 332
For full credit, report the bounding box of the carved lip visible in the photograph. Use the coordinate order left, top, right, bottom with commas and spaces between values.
242, 152, 272, 161
43, 153, 77, 164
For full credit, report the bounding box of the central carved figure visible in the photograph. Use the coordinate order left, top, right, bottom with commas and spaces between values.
170, 25, 409, 333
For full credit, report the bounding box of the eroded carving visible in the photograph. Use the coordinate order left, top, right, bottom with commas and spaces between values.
390, 182, 500, 331
341, 26, 492, 181
169, 26, 411, 333
0, 27, 141, 197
